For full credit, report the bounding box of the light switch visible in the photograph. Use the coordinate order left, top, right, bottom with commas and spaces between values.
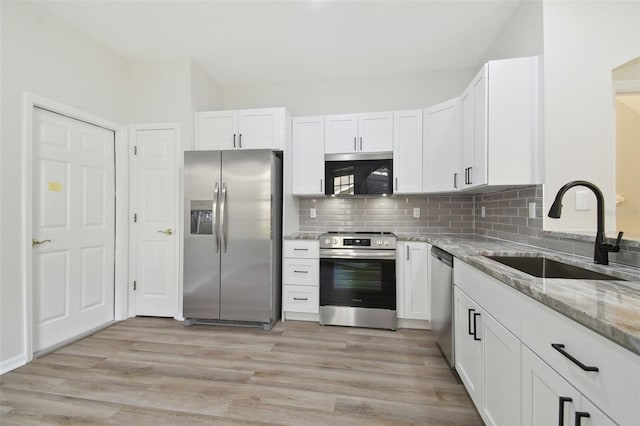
528, 202, 536, 219
575, 190, 591, 211
413, 207, 420, 218
481, 206, 486, 218
310, 208, 316, 218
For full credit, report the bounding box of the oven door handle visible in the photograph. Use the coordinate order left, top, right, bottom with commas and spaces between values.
319, 249, 396, 260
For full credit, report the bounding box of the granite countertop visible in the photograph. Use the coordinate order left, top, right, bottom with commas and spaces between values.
284, 232, 323, 240
396, 233, 640, 356
285, 232, 640, 355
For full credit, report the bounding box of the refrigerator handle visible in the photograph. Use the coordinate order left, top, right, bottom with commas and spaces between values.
220, 182, 227, 253
213, 183, 220, 253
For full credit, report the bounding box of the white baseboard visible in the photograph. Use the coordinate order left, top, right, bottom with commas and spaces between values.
0, 353, 27, 375
283, 312, 319, 322
398, 318, 430, 330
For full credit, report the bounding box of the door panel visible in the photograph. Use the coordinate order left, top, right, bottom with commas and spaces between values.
325, 114, 358, 154
134, 128, 178, 317
80, 246, 106, 310
359, 112, 393, 153
220, 150, 273, 322
197, 111, 236, 150
238, 109, 280, 149
32, 107, 115, 353
183, 150, 221, 319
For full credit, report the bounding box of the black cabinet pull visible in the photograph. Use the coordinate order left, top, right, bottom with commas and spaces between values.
453, 173, 458, 189
575, 412, 590, 426
293, 270, 308, 274
293, 297, 308, 301
233, 133, 236, 148
473, 312, 481, 341
551, 344, 599, 372
558, 396, 572, 426
239, 133, 242, 148
468, 166, 473, 184
468, 308, 475, 335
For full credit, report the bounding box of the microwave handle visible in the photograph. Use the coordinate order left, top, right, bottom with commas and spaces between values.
353, 137, 357, 152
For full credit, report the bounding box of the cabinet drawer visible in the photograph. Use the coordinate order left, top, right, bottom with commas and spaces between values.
283, 285, 319, 313
283, 258, 318, 286
283, 240, 319, 258
521, 295, 640, 426
454, 260, 523, 337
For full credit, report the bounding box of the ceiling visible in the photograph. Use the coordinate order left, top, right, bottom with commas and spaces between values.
36, 0, 523, 87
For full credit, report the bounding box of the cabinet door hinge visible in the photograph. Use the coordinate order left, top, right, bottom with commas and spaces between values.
134, 213, 137, 223
133, 146, 137, 155
133, 281, 137, 291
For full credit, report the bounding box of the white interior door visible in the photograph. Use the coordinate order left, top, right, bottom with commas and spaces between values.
32, 107, 115, 353
133, 127, 178, 317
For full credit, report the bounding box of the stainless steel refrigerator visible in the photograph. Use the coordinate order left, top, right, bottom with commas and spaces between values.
183, 149, 282, 330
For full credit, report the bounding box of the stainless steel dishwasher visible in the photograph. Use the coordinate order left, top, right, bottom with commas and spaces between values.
430, 246, 454, 368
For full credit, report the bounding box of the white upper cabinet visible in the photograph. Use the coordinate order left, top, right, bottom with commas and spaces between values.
325, 112, 393, 154
324, 114, 358, 154
359, 112, 393, 153
423, 98, 460, 192
196, 107, 286, 151
393, 110, 423, 194
196, 110, 237, 150
460, 56, 540, 189
292, 116, 325, 196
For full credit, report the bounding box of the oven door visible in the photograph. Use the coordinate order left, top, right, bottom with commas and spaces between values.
319, 253, 396, 310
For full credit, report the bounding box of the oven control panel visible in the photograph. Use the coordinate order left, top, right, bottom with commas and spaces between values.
320, 233, 396, 250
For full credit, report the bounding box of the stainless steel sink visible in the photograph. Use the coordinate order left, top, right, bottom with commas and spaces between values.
485, 256, 624, 280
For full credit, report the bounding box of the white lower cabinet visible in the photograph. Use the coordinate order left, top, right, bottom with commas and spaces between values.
522, 345, 615, 426
454, 259, 639, 426
396, 242, 430, 322
454, 286, 521, 426
282, 240, 319, 320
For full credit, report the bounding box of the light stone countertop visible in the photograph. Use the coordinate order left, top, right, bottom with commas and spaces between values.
285, 232, 640, 356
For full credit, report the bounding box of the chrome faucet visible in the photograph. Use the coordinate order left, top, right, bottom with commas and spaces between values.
547, 180, 623, 265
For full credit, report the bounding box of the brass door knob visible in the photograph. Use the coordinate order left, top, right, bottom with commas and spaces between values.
157, 228, 173, 236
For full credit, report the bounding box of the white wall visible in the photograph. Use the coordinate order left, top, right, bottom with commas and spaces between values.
478, 0, 543, 65
0, 2, 130, 372
189, 62, 224, 150
543, 1, 640, 235
223, 69, 476, 116
128, 60, 192, 150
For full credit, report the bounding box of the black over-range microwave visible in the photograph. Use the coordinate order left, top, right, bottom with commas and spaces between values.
324, 153, 393, 196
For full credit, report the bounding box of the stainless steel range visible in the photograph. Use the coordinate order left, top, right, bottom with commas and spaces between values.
319, 232, 397, 330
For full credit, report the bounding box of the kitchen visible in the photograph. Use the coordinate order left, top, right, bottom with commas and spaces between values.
1, 1, 639, 425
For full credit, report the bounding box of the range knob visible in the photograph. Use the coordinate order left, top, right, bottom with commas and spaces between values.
324, 238, 331, 244
377, 240, 383, 246
383, 240, 389, 246
333, 238, 339, 244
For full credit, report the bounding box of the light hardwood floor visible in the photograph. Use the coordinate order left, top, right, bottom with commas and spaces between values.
0, 318, 482, 425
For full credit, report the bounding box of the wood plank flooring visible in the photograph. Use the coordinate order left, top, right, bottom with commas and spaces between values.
0, 318, 482, 425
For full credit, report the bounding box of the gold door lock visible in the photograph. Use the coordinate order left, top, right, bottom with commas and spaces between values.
157, 228, 173, 236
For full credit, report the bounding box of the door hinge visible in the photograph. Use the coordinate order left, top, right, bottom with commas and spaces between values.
133, 146, 137, 155
133, 281, 137, 291
134, 213, 137, 223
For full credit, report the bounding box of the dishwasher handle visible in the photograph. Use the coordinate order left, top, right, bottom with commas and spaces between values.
431, 246, 453, 267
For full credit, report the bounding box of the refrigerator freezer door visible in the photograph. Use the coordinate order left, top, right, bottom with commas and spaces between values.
183, 151, 221, 319
219, 150, 274, 323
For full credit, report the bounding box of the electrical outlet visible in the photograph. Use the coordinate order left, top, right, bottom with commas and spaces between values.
528, 202, 536, 219
576, 190, 590, 211
310, 208, 316, 218
481, 206, 486, 218
413, 207, 420, 218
